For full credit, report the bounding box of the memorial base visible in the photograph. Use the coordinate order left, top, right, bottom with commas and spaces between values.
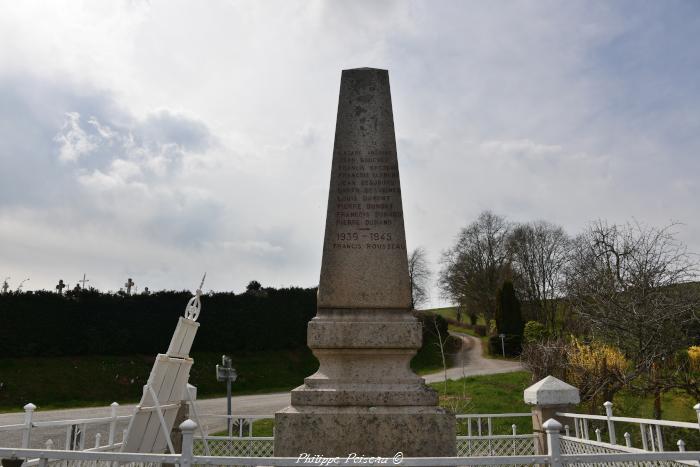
274, 406, 456, 457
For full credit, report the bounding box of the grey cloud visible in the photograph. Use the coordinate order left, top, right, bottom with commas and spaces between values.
0, 74, 221, 248
139, 110, 212, 153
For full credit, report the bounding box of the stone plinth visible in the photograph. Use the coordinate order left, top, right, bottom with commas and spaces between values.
274, 68, 455, 457
275, 407, 455, 457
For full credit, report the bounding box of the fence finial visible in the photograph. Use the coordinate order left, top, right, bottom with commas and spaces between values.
179, 419, 197, 467
543, 418, 563, 467
22, 403, 36, 449
603, 400, 617, 445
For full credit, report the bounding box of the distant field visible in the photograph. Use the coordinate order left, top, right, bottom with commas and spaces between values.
425, 306, 487, 325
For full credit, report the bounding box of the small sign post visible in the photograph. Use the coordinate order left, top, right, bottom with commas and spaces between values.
216, 355, 237, 437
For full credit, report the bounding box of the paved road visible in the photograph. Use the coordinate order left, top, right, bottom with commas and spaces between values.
0, 334, 521, 447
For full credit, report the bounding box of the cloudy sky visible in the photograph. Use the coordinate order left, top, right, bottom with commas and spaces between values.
1, 1, 698, 303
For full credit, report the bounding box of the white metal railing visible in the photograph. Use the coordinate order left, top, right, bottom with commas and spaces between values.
199, 414, 273, 437
195, 435, 275, 457
558, 400, 700, 454
456, 412, 532, 437
0, 418, 699, 467
0, 402, 130, 451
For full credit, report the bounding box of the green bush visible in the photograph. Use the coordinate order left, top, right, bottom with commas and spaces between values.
523, 320, 549, 343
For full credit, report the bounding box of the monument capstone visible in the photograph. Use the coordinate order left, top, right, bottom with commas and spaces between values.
274, 68, 455, 457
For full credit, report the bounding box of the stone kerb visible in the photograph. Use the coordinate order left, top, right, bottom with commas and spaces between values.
524, 375, 580, 455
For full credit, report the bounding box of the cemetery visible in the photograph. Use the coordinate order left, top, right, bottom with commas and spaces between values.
1, 66, 699, 467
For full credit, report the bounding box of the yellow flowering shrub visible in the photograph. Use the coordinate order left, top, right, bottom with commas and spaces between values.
566, 337, 629, 404
688, 346, 700, 371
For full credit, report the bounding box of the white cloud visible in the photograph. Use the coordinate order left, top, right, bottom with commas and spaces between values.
54, 112, 97, 162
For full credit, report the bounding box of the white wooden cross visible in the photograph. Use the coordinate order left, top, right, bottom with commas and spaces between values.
78, 273, 90, 290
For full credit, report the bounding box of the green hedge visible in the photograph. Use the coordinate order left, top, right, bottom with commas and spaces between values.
0, 288, 316, 357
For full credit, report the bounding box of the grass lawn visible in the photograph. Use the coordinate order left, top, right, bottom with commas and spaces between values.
207, 371, 700, 445
430, 371, 533, 435
0, 349, 319, 412
212, 418, 275, 437
0, 337, 453, 412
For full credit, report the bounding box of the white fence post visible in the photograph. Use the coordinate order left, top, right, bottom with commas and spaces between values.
604, 401, 617, 445
678, 439, 686, 452
179, 419, 196, 467
694, 403, 700, 427
655, 425, 664, 451
524, 376, 580, 455
640, 424, 649, 450
108, 402, 118, 446
595, 428, 602, 442
624, 432, 631, 448
22, 403, 36, 448
544, 418, 563, 467
94, 433, 101, 449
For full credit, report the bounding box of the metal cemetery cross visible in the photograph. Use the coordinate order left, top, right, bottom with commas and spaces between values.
216, 355, 237, 436
124, 278, 134, 295
78, 273, 89, 290
56, 279, 66, 294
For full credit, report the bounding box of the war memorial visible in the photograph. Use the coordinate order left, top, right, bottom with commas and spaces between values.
274, 67, 455, 456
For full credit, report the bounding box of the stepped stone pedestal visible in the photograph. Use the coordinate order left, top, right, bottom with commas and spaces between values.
274, 68, 455, 457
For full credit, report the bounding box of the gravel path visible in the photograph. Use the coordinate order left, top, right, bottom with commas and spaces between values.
423, 332, 523, 384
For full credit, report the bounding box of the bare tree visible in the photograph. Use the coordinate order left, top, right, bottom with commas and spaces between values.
438, 211, 511, 322
520, 338, 569, 382
509, 221, 571, 331
408, 247, 431, 310
432, 316, 449, 394
565, 220, 699, 417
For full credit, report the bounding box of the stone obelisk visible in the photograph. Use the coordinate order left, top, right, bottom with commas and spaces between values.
274, 68, 455, 457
